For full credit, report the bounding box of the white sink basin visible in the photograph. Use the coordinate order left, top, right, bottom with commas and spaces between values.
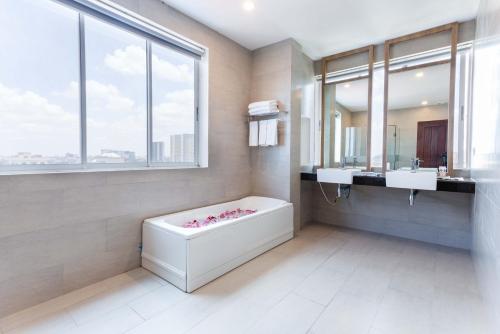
385, 170, 437, 191
317, 168, 362, 185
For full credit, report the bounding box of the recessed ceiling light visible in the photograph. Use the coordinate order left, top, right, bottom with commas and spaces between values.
415, 72, 424, 78
242, 1, 255, 11
344, 83, 351, 88
421, 100, 428, 106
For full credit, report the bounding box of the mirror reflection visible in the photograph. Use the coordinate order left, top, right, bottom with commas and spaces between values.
386, 63, 450, 170
324, 78, 368, 170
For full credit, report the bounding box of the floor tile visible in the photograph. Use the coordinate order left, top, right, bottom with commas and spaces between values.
246, 293, 323, 334
340, 266, 391, 303
371, 289, 432, 334
126, 286, 231, 334
294, 266, 348, 305
4, 311, 76, 334
321, 248, 364, 275
0, 225, 492, 334
71, 306, 143, 334
309, 292, 379, 334
68, 270, 163, 325
128, 284, 188, 319
389, 267, 435, 301
236, 267, 305, 307
185, 297, 267, 334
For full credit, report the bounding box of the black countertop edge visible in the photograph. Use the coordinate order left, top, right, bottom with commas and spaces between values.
301, 172, 475, 194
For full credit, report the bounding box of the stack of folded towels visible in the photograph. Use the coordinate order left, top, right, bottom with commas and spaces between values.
248, 100, 279, 147
248, 100, 279, 116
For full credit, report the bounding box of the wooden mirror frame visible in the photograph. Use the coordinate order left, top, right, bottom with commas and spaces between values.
382, 23, 459, 174
320, 45, 374, 169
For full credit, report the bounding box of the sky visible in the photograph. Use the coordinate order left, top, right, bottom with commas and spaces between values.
0, 0, 195, 161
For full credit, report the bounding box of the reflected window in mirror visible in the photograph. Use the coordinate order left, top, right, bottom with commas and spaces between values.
324, 76, 369, 169
322, 52, 372, 171
454, 45, 473, 170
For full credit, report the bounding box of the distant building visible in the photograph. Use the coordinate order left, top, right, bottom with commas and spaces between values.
99, 149, 136, 162
169, 134, 194, 163
152, 141, 165, 162
0, 152, 80, 165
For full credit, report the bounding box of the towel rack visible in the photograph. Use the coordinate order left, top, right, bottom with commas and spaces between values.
247, 110, 286, 122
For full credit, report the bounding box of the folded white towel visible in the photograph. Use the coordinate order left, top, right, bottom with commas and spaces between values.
249, 121, 259, 147
258, 120, 268, 146
265, 119, 278, 146
249, 100, 278, 110
248, 105, 279, 115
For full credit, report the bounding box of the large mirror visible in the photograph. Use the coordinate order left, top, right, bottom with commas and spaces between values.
322, 46, 373, 170
386, 64, 450, 170
383, 23, 458, 174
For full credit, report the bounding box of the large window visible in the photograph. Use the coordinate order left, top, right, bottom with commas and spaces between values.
85, 16, 148, 164
0, 0, 202, 171
151, 43, 196, 164
0, 0, 80, 165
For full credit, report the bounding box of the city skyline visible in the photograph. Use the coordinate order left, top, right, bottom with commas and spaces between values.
0, 133, 195, 165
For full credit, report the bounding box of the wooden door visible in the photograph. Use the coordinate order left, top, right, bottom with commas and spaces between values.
416, 120, 448, 168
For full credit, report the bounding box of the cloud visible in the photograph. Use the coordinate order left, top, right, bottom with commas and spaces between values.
0, 83, 80, 156
104, 45, 193, 83
0, 78, 194, 159
152, 55, 193, 83
104, 45, 146, 76
86, 80, 138, 115
153, 89, 195, 136
82, 80, 146, 155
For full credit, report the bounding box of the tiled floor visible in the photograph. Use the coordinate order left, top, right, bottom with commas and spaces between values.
0, 224, 493, 334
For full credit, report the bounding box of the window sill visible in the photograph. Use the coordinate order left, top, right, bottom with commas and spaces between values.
0, 164, 205, 176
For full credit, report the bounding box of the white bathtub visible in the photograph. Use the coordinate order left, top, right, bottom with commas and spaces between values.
141, 196, 293, 292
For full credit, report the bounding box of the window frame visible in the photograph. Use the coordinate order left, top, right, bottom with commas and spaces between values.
0, 0, 204, 173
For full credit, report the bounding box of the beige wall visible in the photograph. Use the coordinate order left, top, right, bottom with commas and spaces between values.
291, 42, 315, 230
0, 0, 253, 317
250, 40, 293, 203
250, 39, 314, 232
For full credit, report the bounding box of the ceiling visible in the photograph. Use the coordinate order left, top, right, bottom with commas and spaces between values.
336, 63, 450, 111
161, 0, 479, 59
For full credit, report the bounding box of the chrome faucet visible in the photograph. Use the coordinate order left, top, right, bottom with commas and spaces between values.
411, 158, 421, 171
340, 157, 346, 169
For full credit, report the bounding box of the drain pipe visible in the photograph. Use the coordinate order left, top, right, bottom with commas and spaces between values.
319, 182, 351, 207
408, 189, 419, 206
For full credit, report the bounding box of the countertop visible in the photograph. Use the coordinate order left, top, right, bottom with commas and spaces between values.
301, 172, 475, 193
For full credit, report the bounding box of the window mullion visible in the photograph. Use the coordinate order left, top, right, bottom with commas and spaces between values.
78, 13, 87, 167
194, 59, 200, 167
146, 41, 153, 166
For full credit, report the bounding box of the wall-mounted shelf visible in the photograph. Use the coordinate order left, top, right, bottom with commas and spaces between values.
247, 110, 286, 122
248, 112, 280, 117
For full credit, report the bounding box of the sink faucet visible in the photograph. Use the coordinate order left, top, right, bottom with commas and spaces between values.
411, 158, 421, 171
340, 157, 346, 168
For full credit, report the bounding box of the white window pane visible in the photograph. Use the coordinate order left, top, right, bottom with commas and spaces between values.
85, 16, 147, 164
151, 43, 196, 164
0, 0, 80, 165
